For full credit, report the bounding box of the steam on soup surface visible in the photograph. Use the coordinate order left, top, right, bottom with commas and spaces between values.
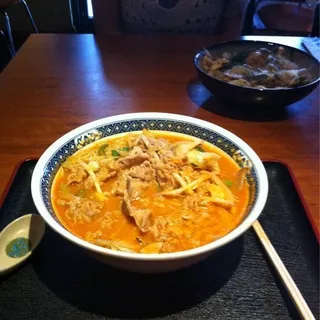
51, 130, 249, 254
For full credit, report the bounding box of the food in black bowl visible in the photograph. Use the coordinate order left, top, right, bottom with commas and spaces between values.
194, 40, 320, 107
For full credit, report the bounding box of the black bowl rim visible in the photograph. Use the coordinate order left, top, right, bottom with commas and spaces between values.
194, 39, 320, 92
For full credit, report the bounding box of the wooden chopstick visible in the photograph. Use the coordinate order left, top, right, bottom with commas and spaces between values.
252, 220, 315, 320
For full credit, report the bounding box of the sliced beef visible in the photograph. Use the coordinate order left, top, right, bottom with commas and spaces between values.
276, 57, 299, 70
274, 70, 300, 87
84, 176, 94, 189
148, 216, 168, 239
96, 167, 117, 182
66, 164, 88, 185
121, 173, 152, 232
61, 198, 103, 223
158, 149, 174, 162
118, 146, 150, 169
145, 136, 169, 149
127, 176, 148, 200
112, 173, 127, 196
155, 162, 177, 188
99, 159, 119, 172
245, 51, 266, 68
128, 161, 155, 182
122, 194, 151, 233
83, 169, 117, 190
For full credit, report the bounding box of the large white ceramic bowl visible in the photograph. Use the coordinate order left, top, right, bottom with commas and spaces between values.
31, 113, 268, 273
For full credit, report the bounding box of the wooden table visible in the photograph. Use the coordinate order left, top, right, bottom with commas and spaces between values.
0, 34, 318, 234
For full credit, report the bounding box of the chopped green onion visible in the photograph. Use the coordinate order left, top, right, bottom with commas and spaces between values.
195, 145, 205, 152
224, 180, 233, 187
76, 189, 87, 197
98, 144, 108, 156
112, 150, 120, 157
120, 147, 130, 152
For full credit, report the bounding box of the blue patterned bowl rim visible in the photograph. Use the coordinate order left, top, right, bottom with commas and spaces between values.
31, 112, 269, 261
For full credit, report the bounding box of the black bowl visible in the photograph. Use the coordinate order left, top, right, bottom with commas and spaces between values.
194, 40, 320, 107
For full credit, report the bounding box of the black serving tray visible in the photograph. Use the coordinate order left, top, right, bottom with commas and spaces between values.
0, 160, 318, 320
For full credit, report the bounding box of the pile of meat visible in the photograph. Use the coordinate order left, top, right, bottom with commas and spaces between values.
58, 132, 222, 240
201, 46, 312, 89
